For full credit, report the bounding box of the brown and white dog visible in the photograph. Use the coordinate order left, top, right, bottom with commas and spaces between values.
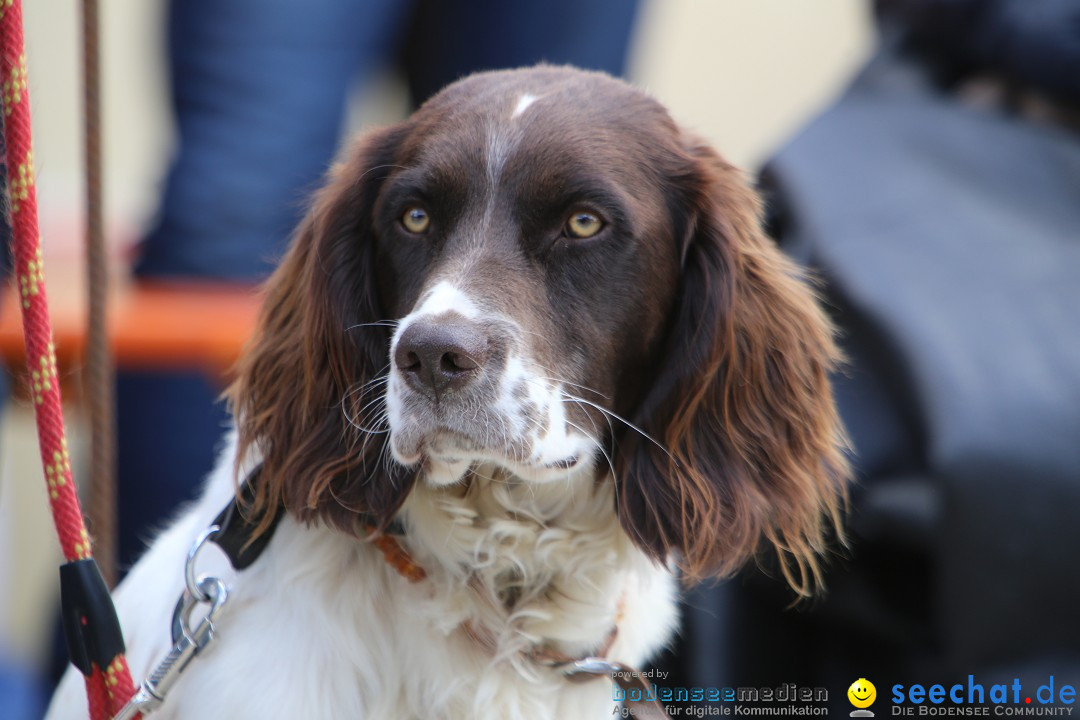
49, 66, 847, 719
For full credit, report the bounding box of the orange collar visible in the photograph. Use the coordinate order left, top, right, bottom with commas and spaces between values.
365, 525, 426, 582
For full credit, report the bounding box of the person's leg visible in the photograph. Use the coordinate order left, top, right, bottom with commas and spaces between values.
138, 0, 407, 281
400, 0, 641, 104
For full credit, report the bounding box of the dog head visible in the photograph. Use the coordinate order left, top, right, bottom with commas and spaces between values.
230, 66, 848, 589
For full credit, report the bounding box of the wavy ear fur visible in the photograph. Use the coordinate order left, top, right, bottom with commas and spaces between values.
616, 136, 849, 592
228, 126, 415, 537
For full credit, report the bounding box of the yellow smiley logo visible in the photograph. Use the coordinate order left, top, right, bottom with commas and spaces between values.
848, 679, 877, 709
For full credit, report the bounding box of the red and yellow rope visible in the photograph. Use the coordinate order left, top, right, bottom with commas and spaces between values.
1, 2, 138, 717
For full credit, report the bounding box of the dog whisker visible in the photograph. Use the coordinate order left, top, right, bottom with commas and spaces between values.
560, 391, 677, 466
345, 320, 401, 333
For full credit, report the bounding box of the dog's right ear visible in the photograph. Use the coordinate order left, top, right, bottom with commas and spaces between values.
228, 125, 416, 538
614, 134, 849, 592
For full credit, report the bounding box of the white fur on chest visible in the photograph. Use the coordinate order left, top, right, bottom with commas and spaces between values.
47, 437, 678, 720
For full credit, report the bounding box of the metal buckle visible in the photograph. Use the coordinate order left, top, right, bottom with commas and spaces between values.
112, 526, 229, 720
544, 655, 623, 684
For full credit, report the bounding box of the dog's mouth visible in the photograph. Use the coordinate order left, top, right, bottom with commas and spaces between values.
389, 422, 591, 486
392, 427, 480, 466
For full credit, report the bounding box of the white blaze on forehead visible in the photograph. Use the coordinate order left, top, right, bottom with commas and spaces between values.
486, 94, 537, 187
486, 126, 514, 187
511, 93, 539, 119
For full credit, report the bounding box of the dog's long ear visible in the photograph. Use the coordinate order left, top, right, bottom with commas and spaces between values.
228, 126, 415, 537
615, 135, 849, 592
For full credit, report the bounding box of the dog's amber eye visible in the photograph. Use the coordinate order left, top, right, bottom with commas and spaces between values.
401, 206, 430, 234
566, 211, 603, 239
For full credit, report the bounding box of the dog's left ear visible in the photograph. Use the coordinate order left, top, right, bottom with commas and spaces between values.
229, 125, 416, 538
615, 135, 849, 592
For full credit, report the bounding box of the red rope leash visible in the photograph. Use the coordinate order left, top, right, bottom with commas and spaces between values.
0, 2, 138, 718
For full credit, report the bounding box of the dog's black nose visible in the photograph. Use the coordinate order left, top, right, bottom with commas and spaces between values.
394, 320, 489, 396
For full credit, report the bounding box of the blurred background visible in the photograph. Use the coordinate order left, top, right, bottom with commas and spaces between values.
2, 0, 1078, 717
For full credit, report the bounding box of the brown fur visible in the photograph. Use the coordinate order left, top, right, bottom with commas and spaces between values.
614, 136, 849, 591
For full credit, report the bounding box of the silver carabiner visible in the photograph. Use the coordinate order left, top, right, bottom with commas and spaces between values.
171, 575, 229, 650
112, 529, 230, 720
184, 525, 221, 602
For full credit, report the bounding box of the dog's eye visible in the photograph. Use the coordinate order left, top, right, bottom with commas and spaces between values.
401, 206, 431, 234
565, 211, 604, 239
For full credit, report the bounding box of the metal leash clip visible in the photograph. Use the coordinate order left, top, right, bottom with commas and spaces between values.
560, 656, 622, 683
113, 526, 230, 720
